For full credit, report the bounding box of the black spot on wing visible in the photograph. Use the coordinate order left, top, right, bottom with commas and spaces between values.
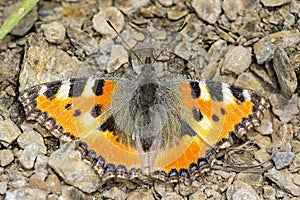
92, 79, 105, 96
190, 81, 200, 99
212, 114, 219, 122
65, 103, 72, 110
100, 116, 115, 132
44, 81, 62, 100
91, 104, 101, 118
230, 85, 245, 103
69, 78, 87, 98
220, 108, 226, 115
73, 109, 81, 117
192, 107, 203, 122
206, 81, 223, 102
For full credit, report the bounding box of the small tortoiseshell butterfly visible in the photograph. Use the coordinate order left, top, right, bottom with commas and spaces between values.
19, 53, 269, 185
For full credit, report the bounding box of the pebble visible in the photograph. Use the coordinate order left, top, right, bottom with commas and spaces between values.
18, 126, 46, 152
221, 45, 251, 75
18, 143, 44, 169
106, 44, 129, 73
115, 0, 149, 14
48, 142, 101, 193
103, 187, 128, 200
0, 180, 8, 195
271, 151, 295, 170
269, 93, 299, 123
253, 149, 271, 165
7, 169, 28, 188
273, 47, 297, 98
226, 180, 260, 200
41, 21, 66, 44
253, 30, 300, 64
127, 191, 155, 200
67, 27, 99, 55
265, 168, 300, 196
263, 185, 276, 200
192, 0, 222, 24
0, 149, 14, 167
290, 0, 300, 17
261, 0, 291, 7
167, 4, 189, 20
159, 0, 173, 7
234, 72, 264, 93
161, 192, 184, 200
0, 119, 22, 147
222, 0, 239, 20
92, 7, 125, 37
46, 174, 61, 194
60, 186, 86, 200
19, 34, 84, 90
6, 4, 38, 36
5, 187, 47, 200
180, 14, 203, 41
235, 173, 264, 186
255, 118, 273, 135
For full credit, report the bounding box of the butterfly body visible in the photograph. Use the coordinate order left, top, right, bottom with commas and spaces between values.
19, 59, 269, 184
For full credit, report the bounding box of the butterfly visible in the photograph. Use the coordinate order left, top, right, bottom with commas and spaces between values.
19, 54, 269, 185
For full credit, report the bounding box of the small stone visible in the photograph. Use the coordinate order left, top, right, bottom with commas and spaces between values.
189, 190, 207, 200
292, 173, 300, 186
7, 5, 38, 36
18, 143, 43, 170
115, 0, 149, 14
19, 34, 84, 90
161, 192, 184, 200
48, 142, 101, 193
273, 47, 297, 98
235, 173, 264, 186
272, 151, 295, 170
180, 14, 203, 41
205, 188, 223, 199
234, 72, 264, 93
7, 169, 28, 188
167, 4, 189, 20
263, 185, 276, 200
290, 0, 300, 17
265, 168, 300, 196
159, 0, 173, 6
46, 174, 61, 194
18, 126, 46, 152
0, 119, 22, 147
221, 46, 251, 75
5, 187, 47, 200
41, 21, 66, 44
192, 0, 222, 24
0, 181, 8, 195
253, 30, 300, 64
106, 44, 128, 73
222, 0, 239, 20
261, 0, 291, 7
226, 180, 260, 200
269, 94, 299, 123
127, 191, 155, 200
67, 27, 99, 55
60, 186, 86, 200
255, 118, 273, 135
0, 149, 14, 167
291, 141, 300, 153
254, 149, 271, 164
92, 7, 125, 37
103, 187, 128, 200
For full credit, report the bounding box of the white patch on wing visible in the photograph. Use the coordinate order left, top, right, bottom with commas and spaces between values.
38, 85, 48, 96
222, 83, 235, 105
56, 80, 70, 99
242, 90, 251, 100
199, 81, 210, 101
80, 112, 96, 126
82, 77, 95, 98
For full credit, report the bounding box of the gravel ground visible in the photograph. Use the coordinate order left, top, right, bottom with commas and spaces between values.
0, 0, 299, 199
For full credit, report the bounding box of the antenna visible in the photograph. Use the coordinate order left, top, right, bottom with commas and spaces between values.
106, 20, 144, 65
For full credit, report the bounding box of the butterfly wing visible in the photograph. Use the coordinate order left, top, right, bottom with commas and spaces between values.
153, 80, 269, 174
19, 77, 142, 172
